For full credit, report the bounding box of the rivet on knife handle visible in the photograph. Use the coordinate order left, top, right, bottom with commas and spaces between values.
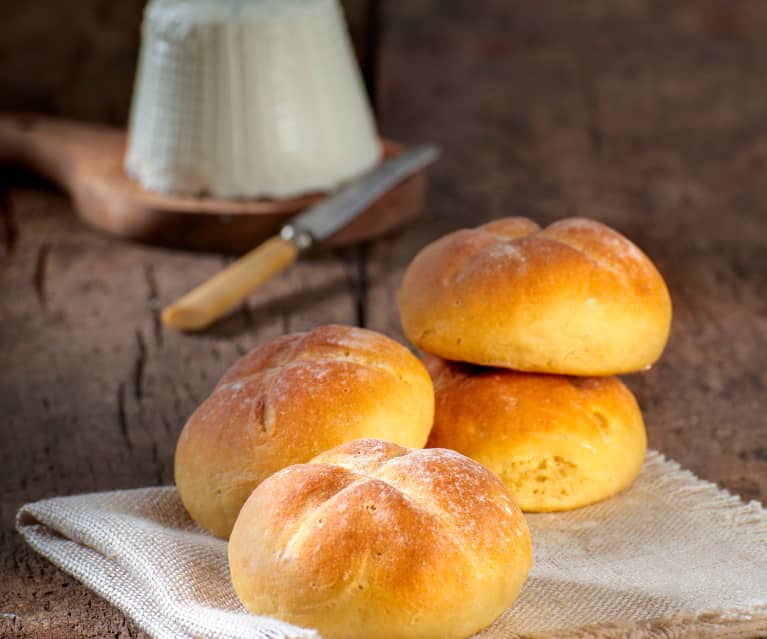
161, 144, 439, 332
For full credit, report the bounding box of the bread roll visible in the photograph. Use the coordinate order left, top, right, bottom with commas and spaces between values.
426, 356, 647, 512
229, 439, 532, 639
175, 325, 434, 539
399, 217, 672, 375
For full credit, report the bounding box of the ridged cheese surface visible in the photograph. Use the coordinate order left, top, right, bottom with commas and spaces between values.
125, 0, 380, 198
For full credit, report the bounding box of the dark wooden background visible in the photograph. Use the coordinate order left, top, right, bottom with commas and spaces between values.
1, 1, 766, 637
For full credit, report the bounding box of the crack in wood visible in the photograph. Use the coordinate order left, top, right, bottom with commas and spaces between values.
132, 330, 146, 402
239, 301, 254, 329
361, 0, 381, 111
63, 37, 92, 93
180, 378, 198, 405
86, 457, 97, 489
0, 188, 18, 255
33, 243, 50, 306
142, 263, 163, 347
150, 441, 164, 485
583, 73, 603, 157
280, 309, 290, 334
345, 244, 369, 328
116, 383, 132, 451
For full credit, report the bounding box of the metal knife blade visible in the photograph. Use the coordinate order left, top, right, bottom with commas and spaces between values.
280, 144, 440, 248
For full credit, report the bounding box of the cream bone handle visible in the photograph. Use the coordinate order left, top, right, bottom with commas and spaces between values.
161, 232, 303, 331
161, 145, 440, 331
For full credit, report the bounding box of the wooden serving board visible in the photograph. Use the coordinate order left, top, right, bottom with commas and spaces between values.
0, 115, 427, 253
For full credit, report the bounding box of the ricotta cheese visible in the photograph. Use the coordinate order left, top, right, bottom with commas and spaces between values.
125, 0, 380, 198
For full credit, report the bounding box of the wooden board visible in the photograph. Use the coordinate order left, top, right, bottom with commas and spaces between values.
0, 116, 427, 254
1, 1, 767, 637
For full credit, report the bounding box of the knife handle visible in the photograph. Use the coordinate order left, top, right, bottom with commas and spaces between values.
161, 236, 299, 331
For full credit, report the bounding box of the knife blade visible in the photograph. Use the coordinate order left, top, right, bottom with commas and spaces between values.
280, 144, 439, 249
162, 145, 440, 331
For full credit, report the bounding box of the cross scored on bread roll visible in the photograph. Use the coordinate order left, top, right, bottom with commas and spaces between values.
399, 217, 672, 375
174, 326, 434, 539
228, 439, 533, 639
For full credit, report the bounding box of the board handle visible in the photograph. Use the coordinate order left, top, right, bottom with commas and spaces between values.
0, 114, 103, 189
161, 236, 300, 331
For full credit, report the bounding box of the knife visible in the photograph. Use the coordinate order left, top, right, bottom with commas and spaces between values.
161, 145, 440, 331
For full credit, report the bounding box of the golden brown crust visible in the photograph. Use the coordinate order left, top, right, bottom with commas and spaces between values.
425, 355, 647, 512
228, 439, 533, 639
174, 325, 434, 539
398, 217, 672, 375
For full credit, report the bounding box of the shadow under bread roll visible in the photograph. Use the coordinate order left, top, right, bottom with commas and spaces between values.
425, 355, 647, 512
229, 439, 533, 639
175, 325, 434, 539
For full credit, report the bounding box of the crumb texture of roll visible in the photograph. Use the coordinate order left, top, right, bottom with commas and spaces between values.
174, 326, 434, 539
425, 356, 647, 512
228, 439, 533, 639
398, 217, 672, 375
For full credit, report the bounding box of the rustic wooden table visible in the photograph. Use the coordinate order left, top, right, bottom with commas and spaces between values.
2, 1, 766, 637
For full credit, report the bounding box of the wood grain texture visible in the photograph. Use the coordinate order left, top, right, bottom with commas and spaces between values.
0, 186, 362, 638
0, 1, 370, 636
0, 0, 371, 124
0, 1, 143, 123
1, 0, 766, 637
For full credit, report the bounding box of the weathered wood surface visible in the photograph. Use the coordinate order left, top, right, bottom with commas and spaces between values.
1, 0, 766, 637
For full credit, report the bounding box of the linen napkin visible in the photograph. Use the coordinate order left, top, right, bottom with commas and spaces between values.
16, 450, 767, 639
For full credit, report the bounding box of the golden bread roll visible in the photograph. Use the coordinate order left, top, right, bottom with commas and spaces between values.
399, 217, 672, 375
229, 439, 533, 639
175, 325, 434, 539
426, 356, 647, 511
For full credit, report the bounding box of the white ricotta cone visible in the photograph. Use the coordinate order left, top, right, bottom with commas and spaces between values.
125, 0, 381, 198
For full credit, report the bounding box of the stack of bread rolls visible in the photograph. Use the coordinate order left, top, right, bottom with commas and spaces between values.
175, 325, 533, 639
175, 325, 435, 538
399, 216, 672, 512
172, 216, 670, 639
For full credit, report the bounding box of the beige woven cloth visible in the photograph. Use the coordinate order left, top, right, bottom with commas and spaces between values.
16, 451, 767, 639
